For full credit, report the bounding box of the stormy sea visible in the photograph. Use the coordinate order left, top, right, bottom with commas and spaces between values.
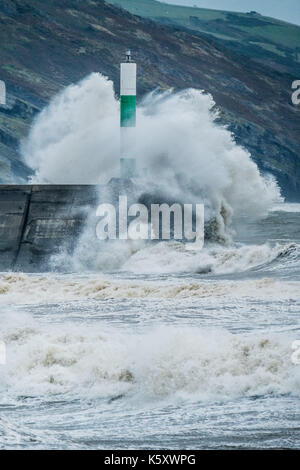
0, 75, 299, 449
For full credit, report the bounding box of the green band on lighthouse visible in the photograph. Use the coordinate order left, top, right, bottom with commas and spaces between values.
120, 95, 136, 127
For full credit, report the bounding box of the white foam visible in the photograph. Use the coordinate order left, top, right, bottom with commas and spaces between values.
122, 241, 292, 274
0, 271, 299, 305
271, 203, 300, 213
1, 321, 299, 402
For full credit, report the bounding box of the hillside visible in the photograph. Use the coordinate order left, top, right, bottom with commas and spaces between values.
0, 0, 299, 199
107, 0, 300, 76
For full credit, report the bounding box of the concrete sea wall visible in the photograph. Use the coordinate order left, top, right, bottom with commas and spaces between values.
0, 185, 99, 272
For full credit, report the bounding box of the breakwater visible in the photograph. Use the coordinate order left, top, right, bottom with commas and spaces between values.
0, 185, 98, 271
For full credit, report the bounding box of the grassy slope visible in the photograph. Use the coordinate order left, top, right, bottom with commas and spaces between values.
107, 0, 300, 72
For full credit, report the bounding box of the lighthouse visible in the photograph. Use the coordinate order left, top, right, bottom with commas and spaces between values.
120, 50, 137, 179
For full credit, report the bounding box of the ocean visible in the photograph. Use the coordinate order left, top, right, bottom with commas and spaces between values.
0, 203, 299, 450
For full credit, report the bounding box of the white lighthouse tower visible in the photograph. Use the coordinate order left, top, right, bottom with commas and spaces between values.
120, 50, 137, 179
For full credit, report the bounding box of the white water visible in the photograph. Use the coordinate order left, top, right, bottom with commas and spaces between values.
21, 73, 284, 273
1, 272, 300, 305
22, 73, 281, 219
121, 241, 296, 274
4, 75, 298, 449
271, 203, 300, 213
1, 316, 299, 402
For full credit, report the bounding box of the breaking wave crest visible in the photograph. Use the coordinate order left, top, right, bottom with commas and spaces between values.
0, 269, 299, 307
51, 229, 298, 274
120, 241, 297, 275
1, 320, 299, 402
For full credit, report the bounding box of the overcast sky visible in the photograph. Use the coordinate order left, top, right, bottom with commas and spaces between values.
163, 0, 300, 25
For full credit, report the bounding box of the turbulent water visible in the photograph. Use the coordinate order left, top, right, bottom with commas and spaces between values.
22, 73, 280, 216
1, 75, 299, 449
0, 204, 300, 450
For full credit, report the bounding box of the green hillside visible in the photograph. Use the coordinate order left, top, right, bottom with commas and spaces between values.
107, 0, 300, 73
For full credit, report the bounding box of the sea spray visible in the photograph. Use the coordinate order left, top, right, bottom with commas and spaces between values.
22, 74, 120, 184
21, 73, 282, 272
22, 73, 281, 216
